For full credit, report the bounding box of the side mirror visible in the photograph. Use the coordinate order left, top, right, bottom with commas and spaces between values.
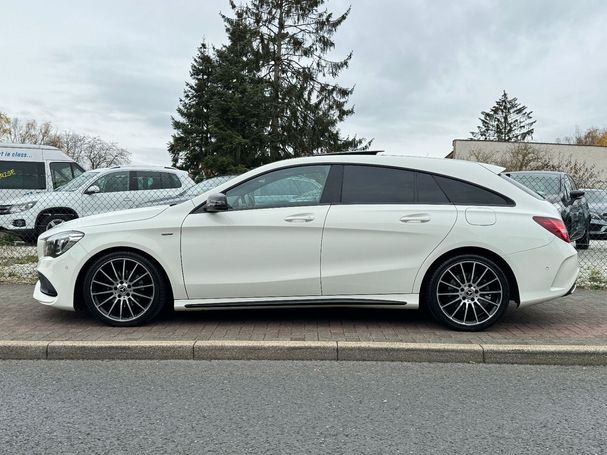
85, 185, 100, 195
570, 190, 585, 200
205, 193, 228, 212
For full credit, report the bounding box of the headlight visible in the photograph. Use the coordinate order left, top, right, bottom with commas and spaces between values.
9, 201, 37, 213
42, 231, 84, 258
591, 211, 602, 221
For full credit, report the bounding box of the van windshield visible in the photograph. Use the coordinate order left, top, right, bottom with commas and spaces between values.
0, 161, 46, 190
56, 171, 99, 192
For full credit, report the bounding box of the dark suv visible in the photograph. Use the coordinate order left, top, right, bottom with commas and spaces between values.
505, 171, 590, 249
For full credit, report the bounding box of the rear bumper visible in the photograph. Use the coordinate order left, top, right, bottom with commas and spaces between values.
506, 239, 578, 307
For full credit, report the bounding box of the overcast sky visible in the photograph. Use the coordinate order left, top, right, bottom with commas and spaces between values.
2, 0, 606, 165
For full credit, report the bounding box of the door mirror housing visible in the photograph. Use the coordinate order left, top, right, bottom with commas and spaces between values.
570, 190, 585, 200
85, 185, 100, 195
205, 193, 228, 212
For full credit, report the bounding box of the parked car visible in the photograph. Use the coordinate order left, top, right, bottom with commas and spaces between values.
580, 188, 607, 239
0, 165, 194, 240
139, 174, 237, 208
505, 171, 590, 249
0, 143, 85, 202
34, 153, 578, 331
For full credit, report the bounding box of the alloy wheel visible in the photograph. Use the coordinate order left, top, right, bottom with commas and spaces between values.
435, 260, 504, 327
89, 257, 156, 323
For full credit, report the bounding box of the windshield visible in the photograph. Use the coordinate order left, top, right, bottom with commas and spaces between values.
507, 173, 560, 198
56, 171, 100, 192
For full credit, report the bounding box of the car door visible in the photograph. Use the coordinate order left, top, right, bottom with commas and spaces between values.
321, 165, 457, 296
81, 171, 132, 216
181, 164, 332, 300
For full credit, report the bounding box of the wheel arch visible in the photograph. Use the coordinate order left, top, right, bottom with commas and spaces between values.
419, 246, 520, 306
73, 246, 174, 312
36, 207, 79, 226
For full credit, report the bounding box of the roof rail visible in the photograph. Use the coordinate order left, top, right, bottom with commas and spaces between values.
322, 150, 384, 156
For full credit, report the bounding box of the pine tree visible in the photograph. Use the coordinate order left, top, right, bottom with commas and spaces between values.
223, 0, 369, 160
471, 91, 536, 142
168, 42, 216, 178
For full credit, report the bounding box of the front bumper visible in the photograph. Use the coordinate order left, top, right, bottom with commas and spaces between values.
32, 242, 88, 311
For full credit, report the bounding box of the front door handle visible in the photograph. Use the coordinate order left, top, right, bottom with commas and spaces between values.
284, 214, 315, 223
400, 213, 431, 223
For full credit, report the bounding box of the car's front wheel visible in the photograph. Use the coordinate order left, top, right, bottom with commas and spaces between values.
82, 251, 168, 326
424, 254, 510, 331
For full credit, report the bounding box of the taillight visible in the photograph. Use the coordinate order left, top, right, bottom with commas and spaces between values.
533, 216, 570, 243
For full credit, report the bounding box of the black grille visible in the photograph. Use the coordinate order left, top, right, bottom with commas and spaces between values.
0, 205, 10, 215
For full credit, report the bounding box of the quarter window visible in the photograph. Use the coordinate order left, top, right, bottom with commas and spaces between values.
225, 165, 330, 210
433, 175, 512, 206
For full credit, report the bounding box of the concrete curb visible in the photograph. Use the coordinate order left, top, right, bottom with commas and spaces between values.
1, 340, 606, 365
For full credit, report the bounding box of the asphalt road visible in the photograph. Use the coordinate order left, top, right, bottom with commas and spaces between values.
1, 361, 606, 455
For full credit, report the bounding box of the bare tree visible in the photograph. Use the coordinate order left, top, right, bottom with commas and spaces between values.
463, 143, 600, 187
4, 118, 61, 145
0, 112, 10, 139
0, 114, 130, 169
55, 132, 130, 169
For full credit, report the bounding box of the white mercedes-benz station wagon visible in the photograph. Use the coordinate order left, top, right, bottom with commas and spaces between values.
34, 153, 578, 331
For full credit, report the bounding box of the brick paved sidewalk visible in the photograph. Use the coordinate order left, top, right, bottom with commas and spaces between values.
1, 284, 606, 345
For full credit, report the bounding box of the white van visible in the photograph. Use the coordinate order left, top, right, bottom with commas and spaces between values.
0, 143, 85, 203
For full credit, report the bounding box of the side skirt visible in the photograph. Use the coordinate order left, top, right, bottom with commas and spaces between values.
174, 294, 419, 311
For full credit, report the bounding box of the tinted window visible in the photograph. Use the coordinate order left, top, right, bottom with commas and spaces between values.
434, 175, 512, 206
161, 172, 182, 189
226, 165, 330, 210
417, 173, 450, 204
0, 161, 46, 190
94, 171, 129, 193
342, 165, 415, 204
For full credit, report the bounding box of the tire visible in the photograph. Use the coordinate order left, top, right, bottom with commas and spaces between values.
82, 251, 168, 326
424, 254, 510, 331
36, 212, 77, 237
576, 229, 590, 250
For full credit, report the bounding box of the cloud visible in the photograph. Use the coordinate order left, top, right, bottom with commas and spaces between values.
1, 0, 606, 163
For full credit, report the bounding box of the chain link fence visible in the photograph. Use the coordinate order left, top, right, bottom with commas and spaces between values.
1, 164, 606, 289
0, 167, 234, 283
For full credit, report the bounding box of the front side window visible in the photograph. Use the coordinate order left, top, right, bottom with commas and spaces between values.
341, 165, 415, 204
94, 171, 129, 193
0, 161, 46, 190
225, 165, 330, 210
50, 162, 83, 189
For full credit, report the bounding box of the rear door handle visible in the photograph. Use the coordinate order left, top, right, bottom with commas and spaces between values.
400, 213, 431, 223
284, 214, 315, 223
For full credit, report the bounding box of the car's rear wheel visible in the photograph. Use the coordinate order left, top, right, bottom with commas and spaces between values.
424, 254, 510, 331
82, 251, 168, 326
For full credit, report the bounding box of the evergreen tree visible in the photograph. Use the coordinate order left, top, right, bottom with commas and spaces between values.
168, 42, 216, 178
471, 90, 536, 142
222, 0, 368, 160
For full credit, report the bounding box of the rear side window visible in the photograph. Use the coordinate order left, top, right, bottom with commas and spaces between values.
161, 172, 182, 189
434, 175, 513, 206
342, 165, 415, 204
417, 172, 450, 204
0, 161, 46, 190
